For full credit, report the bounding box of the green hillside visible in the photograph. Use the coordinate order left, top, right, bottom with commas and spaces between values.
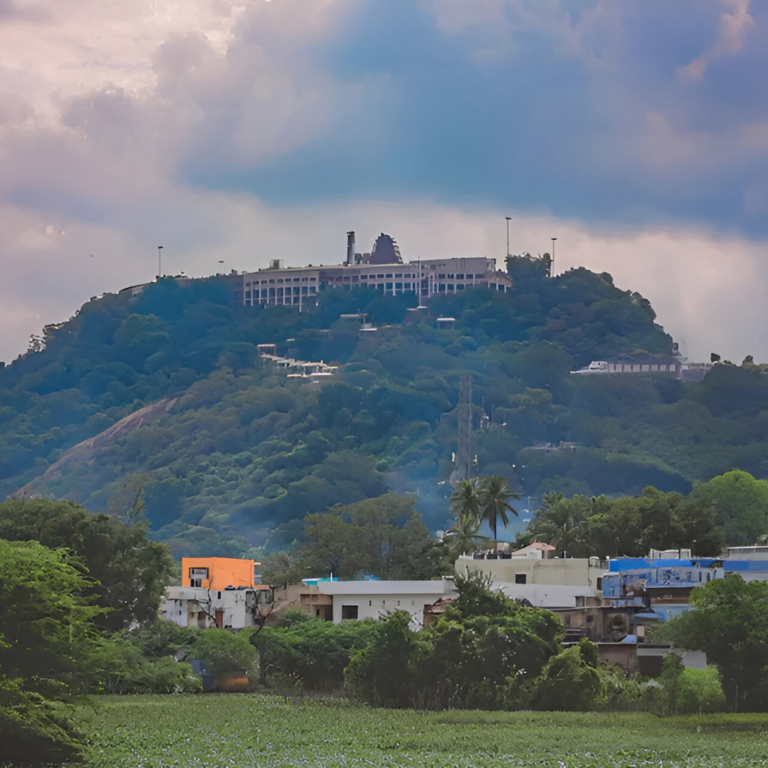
2, 265, 767, 556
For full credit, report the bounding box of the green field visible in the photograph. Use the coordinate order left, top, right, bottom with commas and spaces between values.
76, 694, 768, 767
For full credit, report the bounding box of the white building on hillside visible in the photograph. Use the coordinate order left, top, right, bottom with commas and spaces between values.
241, 255, 512, 309
317, 579, 456, 630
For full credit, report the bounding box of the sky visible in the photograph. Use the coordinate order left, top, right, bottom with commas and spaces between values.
1, 0, 767, 364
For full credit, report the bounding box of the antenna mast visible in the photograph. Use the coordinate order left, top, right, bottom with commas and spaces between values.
451, 373, 473, 485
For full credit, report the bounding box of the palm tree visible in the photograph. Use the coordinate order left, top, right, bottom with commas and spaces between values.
445, 513, 489, 557
478, 475, 519, 543
450, 479, 481, 524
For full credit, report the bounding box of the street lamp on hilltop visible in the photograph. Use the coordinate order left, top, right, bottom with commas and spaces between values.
550, 237, 557, 277
506, 217, 511, 259
157, 245, 163, 279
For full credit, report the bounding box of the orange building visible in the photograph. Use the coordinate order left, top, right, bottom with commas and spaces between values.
181, 557, 259, 590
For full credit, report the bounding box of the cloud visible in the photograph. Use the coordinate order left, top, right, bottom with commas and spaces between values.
1, 0, 768, 371
678, 0, 754, 82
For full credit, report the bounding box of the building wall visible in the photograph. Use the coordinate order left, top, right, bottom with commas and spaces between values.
456, 556, 605, 592
241, 257, 512, 308
317, 580, 456, 631
496, 583, 598, 608
272, 583, 333, 620
329, 592, 436, 629
181, 557, 257, 590
164, 585, 270, 629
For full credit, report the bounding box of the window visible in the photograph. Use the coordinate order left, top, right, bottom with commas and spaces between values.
597, 577, 603, 591
341, 605, 359, 620
586, 615, 594, 624
438, 273, 446, 279
386, 282, 393, 290
395, 273, 402, 278
475, 273, 484, 278
368, 600, 372, 606
515, 574, 527, 584
456, 273, 464, 279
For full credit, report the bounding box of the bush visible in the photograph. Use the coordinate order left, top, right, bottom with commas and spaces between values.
254, 616, 381, 692
534, 640, 606, 712
676, 666, 726, 714
190, 629, 258, 680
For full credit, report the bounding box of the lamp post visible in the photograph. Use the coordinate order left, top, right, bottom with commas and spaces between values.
550, 237, 557, 277
157, 245, 163, 279
505, 217, 511, 258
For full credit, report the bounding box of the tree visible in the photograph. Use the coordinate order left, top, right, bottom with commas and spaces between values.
657, 574, 768, 711
0, 539, 105, 765
478, 475, 519, 541
450, 479, 481, 523
444, 513, 489, 557
519, 488, 725, 559
0, 498, 175, 631
191, 629, 258, 680
287, 493, 439, 581
691, 470, 768, 545
534, 639, 605, 711
346, 573, 563, 711
254, 616, 381, 692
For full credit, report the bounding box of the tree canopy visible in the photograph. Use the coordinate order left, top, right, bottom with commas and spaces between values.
518, 487, 725, 558
657, 574, 768, 711
0, 498, 175, 631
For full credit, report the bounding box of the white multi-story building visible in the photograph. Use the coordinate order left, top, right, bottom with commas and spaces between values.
241, 253, 512, 309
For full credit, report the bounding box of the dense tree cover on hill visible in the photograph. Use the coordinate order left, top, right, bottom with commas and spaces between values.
3, 267, 768, 553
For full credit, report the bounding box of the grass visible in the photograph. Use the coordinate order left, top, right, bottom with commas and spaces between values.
77, 694, 768, 767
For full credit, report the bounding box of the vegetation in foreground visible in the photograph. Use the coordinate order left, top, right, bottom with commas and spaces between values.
75, 694, 768, 768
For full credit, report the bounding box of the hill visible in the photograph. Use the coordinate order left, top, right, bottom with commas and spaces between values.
3, 264, 767, 556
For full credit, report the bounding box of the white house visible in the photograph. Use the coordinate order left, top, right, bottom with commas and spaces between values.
316, 580, 457, 630
163, 585, 273, 630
